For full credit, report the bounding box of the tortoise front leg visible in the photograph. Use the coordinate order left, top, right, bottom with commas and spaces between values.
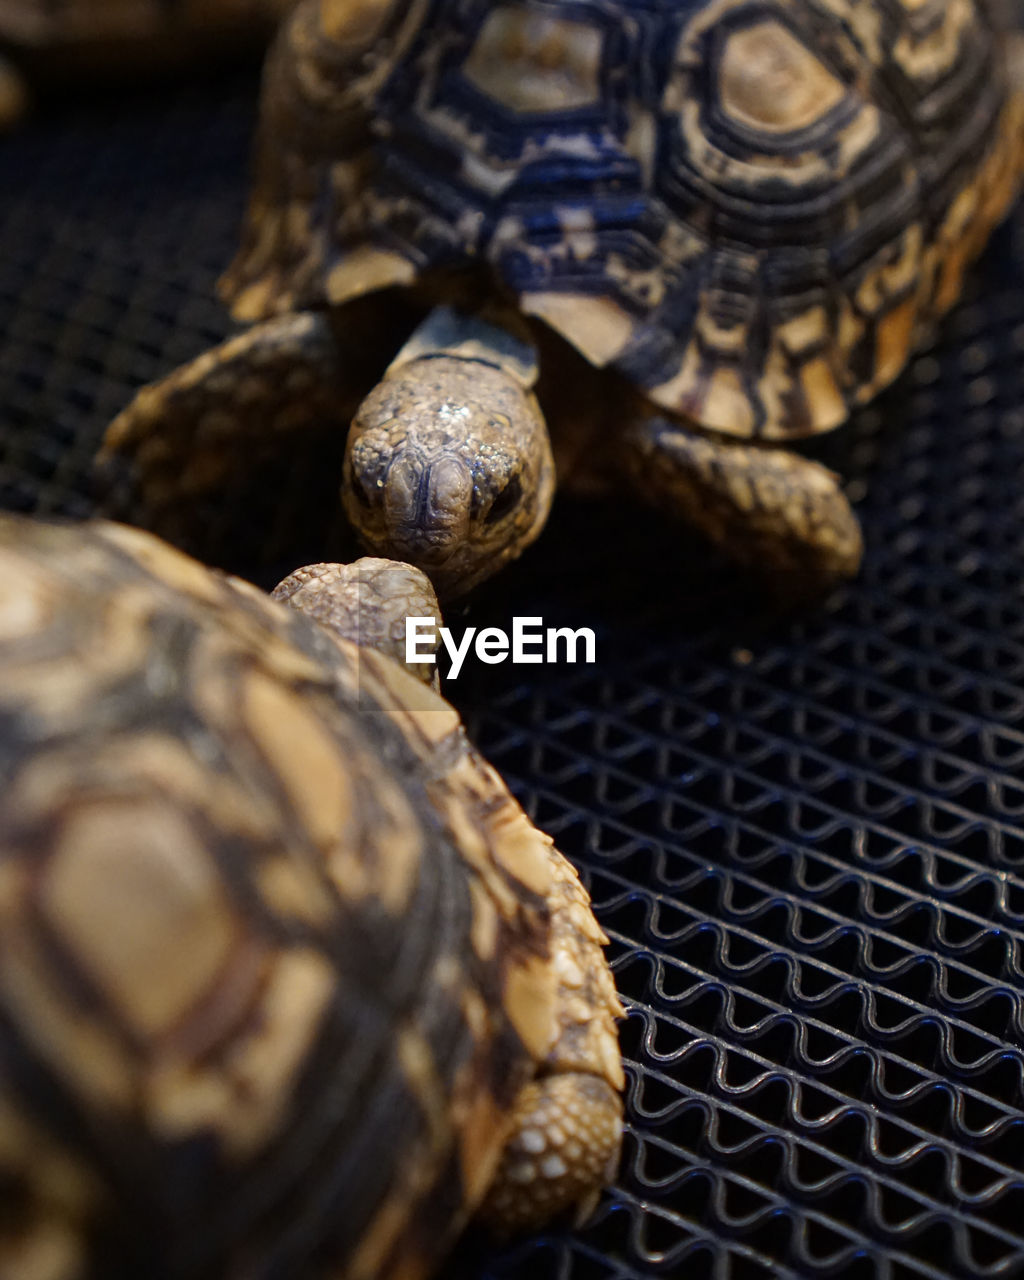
96, 311, 368, 561
0, 56, 28, 131
478, 846, 624, 1232
619, 412, 864, 591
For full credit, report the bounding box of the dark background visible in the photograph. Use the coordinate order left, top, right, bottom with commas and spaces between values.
4, 65, 1024, 1280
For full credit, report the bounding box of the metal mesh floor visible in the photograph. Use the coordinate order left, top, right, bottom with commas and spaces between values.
4, 68, 1024, 1280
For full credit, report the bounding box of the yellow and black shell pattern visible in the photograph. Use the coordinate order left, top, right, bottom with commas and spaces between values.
0, 516, 556, 1280
225, 0, 1024, 441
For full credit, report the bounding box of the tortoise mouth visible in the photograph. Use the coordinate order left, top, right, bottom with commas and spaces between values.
389, 529, 458, 565
385, 529, 459, 569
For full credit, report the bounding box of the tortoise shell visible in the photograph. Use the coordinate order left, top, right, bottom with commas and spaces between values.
0, 516, 562, 1280
223, 0, 1024, 441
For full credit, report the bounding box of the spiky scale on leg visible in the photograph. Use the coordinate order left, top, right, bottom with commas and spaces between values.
478, 1073, 622, 1233
620, 412, 864, 591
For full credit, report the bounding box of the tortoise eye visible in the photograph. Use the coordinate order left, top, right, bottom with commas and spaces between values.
484, 475, 523, 524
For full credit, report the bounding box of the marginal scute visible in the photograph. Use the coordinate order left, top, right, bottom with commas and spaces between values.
503, 953, 558, 1061
486, 804, 557, 900
702, 368, 755, 437
326, 245, 417, 309
522, 292, 634, 368
874, 297, 917, 389
799, 357, 846, 428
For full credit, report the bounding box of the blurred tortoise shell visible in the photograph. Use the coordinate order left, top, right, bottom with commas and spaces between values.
227, 0, 1024, 442
0, 0, 296, 126
0, 515, 623, 1280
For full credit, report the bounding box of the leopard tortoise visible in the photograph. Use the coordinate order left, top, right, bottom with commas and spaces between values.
99, 0, 1024, 598
0, 514, 624, 1280
0, 0, 295, 129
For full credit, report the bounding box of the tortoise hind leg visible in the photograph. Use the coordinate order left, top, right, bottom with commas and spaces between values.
478, 1072, 622, 1233
478, 845, 625, 1233
0, 56, 29, 131
620, 412, 864, 593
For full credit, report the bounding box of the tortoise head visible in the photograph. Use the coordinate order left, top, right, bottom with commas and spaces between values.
272, 555, 443, 686
342, 309, 555, 600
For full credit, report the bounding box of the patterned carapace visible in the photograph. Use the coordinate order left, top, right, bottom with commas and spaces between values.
228, 0, 1024, 440
5, 23, 1024, 1280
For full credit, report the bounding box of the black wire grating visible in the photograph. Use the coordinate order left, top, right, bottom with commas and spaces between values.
5, 67, 1024, 1280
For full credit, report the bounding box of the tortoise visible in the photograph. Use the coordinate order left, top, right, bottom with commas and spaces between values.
0, 513, 624, 1280
98, 0, 1024, 599
0, 0, 295, 130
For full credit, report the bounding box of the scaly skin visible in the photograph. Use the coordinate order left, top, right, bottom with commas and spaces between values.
477, 844, 624, 1232
98, 303, 864, 597
619, 412, 865, 591
272, 557, 443, 687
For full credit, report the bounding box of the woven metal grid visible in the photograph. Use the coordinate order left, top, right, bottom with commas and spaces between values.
4, 68, 1024, 1280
